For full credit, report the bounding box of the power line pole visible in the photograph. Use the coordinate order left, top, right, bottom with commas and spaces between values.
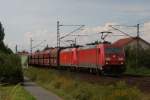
30, 38, 33, 54
57, 21, 60, 48
56, 21, 85, 48
15, 45, 18, 54
136, 24, 140, 68
137, 24, 140, 37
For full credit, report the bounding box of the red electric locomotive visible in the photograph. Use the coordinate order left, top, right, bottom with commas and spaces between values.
59, 43, 125, 74
28, 43, 125, 75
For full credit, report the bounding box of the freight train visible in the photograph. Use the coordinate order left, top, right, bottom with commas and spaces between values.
28, 43, 126, 75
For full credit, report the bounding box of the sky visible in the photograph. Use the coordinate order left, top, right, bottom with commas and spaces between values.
0, 0, 150, 52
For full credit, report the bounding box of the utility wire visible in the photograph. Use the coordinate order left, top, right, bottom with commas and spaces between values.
109, 25, 133, 37
32, 40, 46, 49
60, 25, 85, 39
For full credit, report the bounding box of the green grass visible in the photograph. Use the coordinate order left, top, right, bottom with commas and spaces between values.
0, 84, 35, 100
24, 67, 150, 100
125, 66, 150, 76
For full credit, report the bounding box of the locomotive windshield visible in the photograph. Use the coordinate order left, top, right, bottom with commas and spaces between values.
105, 48, 122, 53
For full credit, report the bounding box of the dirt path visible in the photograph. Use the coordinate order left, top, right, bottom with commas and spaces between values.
23, 77, 62, 100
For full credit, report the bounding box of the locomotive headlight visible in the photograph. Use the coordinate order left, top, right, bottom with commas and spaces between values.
106, 61, 109, 64
106, 57, 111, 61
121, 62, 124, 64
118, 57, 124, 61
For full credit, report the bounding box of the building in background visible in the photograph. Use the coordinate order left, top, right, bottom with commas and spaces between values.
17, 51, 29, 68
113, 37, 150, 49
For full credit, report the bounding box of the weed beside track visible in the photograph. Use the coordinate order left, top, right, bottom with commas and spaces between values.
24, 67, 150, 100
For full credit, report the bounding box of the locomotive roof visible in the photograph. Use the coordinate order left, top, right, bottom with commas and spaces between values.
78, 45, 97, 50
61, 43, 116, 51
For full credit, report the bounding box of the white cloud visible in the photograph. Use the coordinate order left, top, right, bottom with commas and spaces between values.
23, 29, 57, 51
80, 22, 117, 34
8, 21, 150, 52
75, 22, 130, 45
142, 22, 150, 42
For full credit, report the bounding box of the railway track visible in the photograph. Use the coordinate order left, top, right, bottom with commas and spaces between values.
120, 75, 150, 93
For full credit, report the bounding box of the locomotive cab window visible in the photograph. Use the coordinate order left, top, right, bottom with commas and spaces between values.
105, 48, 122, 53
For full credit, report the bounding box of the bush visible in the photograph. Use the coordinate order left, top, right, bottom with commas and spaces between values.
125, 47, 150, 69
0, 52, 23, 84
0, 42, 13, 54
125, 47, 150, 75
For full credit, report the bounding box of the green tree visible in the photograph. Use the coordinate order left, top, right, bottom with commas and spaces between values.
0, 22, 23, 84
125, 47, 150, 68
0, 22, 13, 54
0, 22, 5, 41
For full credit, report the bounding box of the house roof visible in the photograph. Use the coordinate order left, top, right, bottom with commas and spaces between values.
113, 37, 150, 47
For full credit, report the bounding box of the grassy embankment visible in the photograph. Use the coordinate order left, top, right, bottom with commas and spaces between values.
24, 67, 150, 100
0, 84, 35, 100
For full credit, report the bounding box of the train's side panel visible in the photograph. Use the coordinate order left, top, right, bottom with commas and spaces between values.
97, 45, 105, 67
49, 48, 60, 67
59, 49, 74, 66
43, 51, 50, 66
34, 53, 39, 65
29, 48, 60, 67
43, 54, 50, 66
72, 48, 78, 65
38, 53, 41, 65
31, 54, 35, 65
77, 46, 98, 68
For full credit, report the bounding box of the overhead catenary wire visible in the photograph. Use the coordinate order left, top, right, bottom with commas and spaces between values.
32, 40, 46, 49
60, 25, 85, 39
57, 21, 85, 47
109, 25, 133, 37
